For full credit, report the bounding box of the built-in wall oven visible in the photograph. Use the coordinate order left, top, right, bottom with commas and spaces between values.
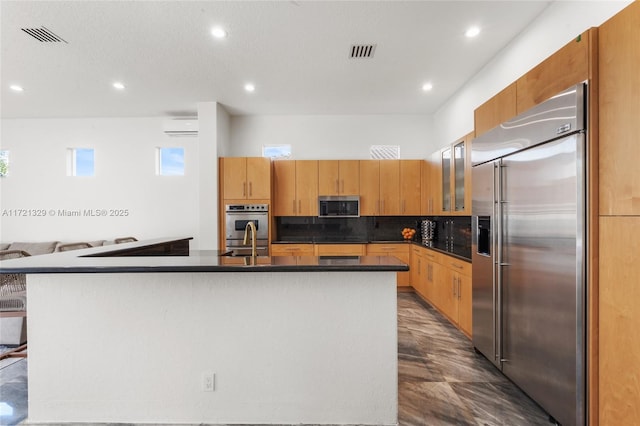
225, 204, 269, 255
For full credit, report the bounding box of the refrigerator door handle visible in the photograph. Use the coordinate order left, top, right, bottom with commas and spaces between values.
495, 161, 503, 364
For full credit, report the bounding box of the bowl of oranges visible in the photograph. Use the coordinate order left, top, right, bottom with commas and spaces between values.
402, 228, 416, 241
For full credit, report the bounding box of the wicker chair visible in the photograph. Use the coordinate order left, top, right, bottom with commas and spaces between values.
0, 250, 30, 348
114, 237, 137, 244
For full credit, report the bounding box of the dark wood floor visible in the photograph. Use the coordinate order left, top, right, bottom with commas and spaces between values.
398, 292, 553, 426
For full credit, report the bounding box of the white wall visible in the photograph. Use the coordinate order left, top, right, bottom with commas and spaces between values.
432, 0, 632, 148
0, 117, 200, 245
229, 114, 433, 159
28, 271, 398, 424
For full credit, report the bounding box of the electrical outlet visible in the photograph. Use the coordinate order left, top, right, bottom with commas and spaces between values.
202, 372, 215, 392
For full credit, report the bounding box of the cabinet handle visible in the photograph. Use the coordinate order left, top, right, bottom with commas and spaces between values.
418, 259, 421, 274
424, 252, 434, 259
458, 278, 461, 300
298, 200, 301, 214
453, 277, 457, 297
341, 180, 344, 193
451, 262, 464, 270
249, 182, 253, 196
243, 182, 247, 197
336, 179, 339, 193
293, 200, 296, 214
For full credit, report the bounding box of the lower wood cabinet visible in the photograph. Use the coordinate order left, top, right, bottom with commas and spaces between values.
410, 245, 472, 337
367, 243, 411, 288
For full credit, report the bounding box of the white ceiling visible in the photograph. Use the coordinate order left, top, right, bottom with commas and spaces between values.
0, 1, 553, 119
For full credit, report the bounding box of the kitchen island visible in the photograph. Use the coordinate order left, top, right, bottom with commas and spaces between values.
0, 237, 406, 425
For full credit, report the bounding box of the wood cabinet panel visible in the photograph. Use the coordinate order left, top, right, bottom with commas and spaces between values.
516, 29, 591, 114
379, 160, 400, 215
219, 157, 271, 200
400, 160, 422, 215
318, 160, 360, 196
272, 160, 318, 216
246, 157, 272, 199
599, 2, 640, 216
221, 157, 271, 201
272, 161, 296, 216
318, 160, 340, 196
421, 160, 434, 215
339, 160, 360, 195
457, 273, 472, 337
296, 161, 319, 216
222, 157, 249, 200
359, 160, 380, 216
474, 82, 517, 138
599, 216, 640, 425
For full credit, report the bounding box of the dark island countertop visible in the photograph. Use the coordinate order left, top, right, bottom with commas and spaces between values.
0, 237, 408, 274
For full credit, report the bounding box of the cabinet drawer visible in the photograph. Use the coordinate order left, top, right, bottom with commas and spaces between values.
367, 243, 409, 255
446, 258, 471, 276
271, 244, 314, 256
421, 248, 443, 264
315, 244, 365, 256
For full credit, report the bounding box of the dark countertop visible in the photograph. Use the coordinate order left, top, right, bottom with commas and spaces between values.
0, 237, 408, 274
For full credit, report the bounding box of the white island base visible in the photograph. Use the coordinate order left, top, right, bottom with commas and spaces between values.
26, 271, 398, 424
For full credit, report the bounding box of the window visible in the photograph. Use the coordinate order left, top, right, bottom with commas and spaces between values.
0, 151, 9, 177
262, 144, 292, 159
67, 148, 95, 176
156, 147, 185, 176
370, 145, 400, 159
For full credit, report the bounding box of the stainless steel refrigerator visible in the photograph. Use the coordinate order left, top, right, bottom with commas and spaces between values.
472, 84, 586, 426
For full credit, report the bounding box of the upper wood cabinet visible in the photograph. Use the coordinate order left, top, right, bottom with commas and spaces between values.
220, 157, 271, 200
599, 2, 640, 216
517, 29, 594, 114
379, 160, 401, 215
474, 82, 517, 138
272, 160, 318, 216
318, 160, 360, 196
360, 160, 381, 215
400, 160, 422, 215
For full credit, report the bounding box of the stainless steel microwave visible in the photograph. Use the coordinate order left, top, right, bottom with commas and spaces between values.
318, 196, 360, 218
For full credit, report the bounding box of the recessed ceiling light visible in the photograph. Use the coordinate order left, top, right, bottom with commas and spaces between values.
9, 84, 24, 92
422, 82, 433, 92
112, 82, 125, 90
211, 27, 227, 39
465, 26, 481, 38
244, 83, 256, 93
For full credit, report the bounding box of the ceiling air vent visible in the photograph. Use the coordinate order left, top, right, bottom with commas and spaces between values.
350, 44, 376, 59
21, 26, 67, 43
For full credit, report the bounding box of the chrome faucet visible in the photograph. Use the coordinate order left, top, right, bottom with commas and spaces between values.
243, 221, 258, 257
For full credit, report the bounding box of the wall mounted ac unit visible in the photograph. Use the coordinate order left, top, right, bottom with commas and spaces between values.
163, 119, 198, 136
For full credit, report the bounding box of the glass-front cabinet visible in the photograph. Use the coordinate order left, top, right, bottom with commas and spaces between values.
438, 132, 472, 215
453, 140, 466, 212
441, 148, 451, 212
